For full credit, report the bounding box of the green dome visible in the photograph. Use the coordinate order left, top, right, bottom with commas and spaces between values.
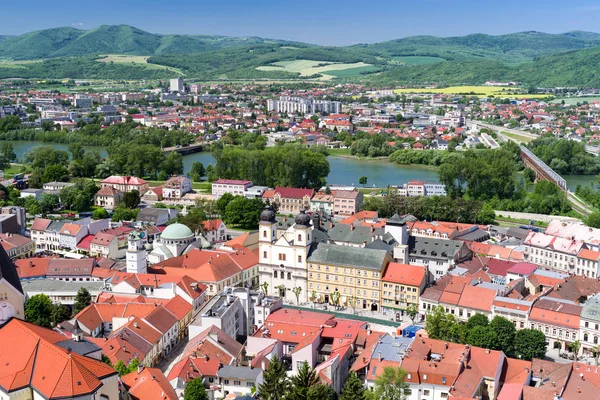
161, 223, 194, 240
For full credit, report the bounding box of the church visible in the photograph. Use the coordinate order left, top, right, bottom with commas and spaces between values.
0, 243, 25, 325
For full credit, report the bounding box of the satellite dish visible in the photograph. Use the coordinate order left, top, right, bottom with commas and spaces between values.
140, 232, 146, 238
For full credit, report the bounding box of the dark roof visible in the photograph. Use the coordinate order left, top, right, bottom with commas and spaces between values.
0, 244, 22, 294
455, 229, 490, 242
55, 338, 101, 357
307, 243, 389, 271
408, 236, 466, 260
136, 207, 168, 222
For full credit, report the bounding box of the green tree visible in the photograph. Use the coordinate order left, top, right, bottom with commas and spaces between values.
39, 194, 59, 213
42, 164, 69, 184
160, 151, 184, 176
122, 190, 141, 209
466, 325, 497, 349
425, 305, 458, 341
571, 339, 581, 361
371, 366, 409, 400
340, 371, 366, 400
216, 192, 234, 215
489, 316, 516, 355
0, 143, 16, 162
24, 197, 42, 216
466, 313, 489, 330
190, 162, 205, 182
25, 294, 54, 328
111, 207, 139, 222
114, 358, 140, 377
183, 378, 209, 400
586, 212, 600, 229
359, 176, 368, 187
73, 288, 92, 316
257, 355, 288, 400
92, 208, 110, 220
24, 146, 69, 169
0, 115, 22, 132
223, 196, 264, 229
406, 304, 419, 324
52, 303, 72, 325
288, 361, 330, 400
178, 207, 207, 233
513, 329, 547, 360
292, 287, 303, 305
523, 167, 536, 184
68, 143, 85, 161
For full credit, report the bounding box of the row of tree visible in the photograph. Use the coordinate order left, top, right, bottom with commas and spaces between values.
213, 143, 330, 190
24, 288, 91, 328
425, 306, 547, 360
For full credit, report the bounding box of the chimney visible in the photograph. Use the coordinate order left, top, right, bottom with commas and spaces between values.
350, 225, 354, 231
137, 365, 144, 374
378, 352, 382, 362
261, 361, 266, 370
329, 221, 333, 229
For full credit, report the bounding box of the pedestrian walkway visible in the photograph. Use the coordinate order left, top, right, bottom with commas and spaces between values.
283, 303, 412, 328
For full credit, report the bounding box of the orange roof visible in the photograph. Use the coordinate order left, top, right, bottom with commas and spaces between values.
382, 263, 426, 287
0, 319, 116, 398
202, 219, 223, 232
529, 307, 580, 329
122, 367, 178, 400
579, 249, 600, 262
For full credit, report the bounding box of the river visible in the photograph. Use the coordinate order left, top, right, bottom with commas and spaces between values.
4, 140, 594, 190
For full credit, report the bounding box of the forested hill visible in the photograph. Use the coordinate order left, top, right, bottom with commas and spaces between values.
0, 25, 303, 60
371, 47, 600, 87
353, 31, 600, 63
2, 25, 600, 62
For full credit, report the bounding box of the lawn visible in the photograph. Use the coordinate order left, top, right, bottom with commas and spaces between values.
327, 148, 351, 156
394, 85, 552, 99
96, 54, 184, 75
256, 59, 375, 79
551, 96, 600, 105
391, 56, 446, 66
502, 131, 534, 143
324, 65, 380, 78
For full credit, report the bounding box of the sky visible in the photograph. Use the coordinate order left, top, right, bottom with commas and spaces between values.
2, 0, 600, 45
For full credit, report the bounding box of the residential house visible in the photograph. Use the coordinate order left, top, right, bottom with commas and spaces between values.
0, 233, 35, 258
163, 175, 193, 199
201, 219, 227, 244
266, 187, 314, 214
332, 190, 363, 216
381, 263, 427, 311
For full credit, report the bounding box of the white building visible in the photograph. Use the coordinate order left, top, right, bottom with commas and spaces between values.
170, 78, 185, 93
267, 96, 341, 114
212, 179, 254, 199
258, 207, 311, 303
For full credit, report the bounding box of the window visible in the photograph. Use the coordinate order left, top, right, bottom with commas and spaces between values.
278, 253, 286, 261
273, 271, 278, 278
263, 251, 267, 259
298, 255, 302, 263
441, 394, 448, 399
287, 272, 292, 280
224, 379, 230, 384
423, 389, 430, 395
423, 374, 427, 381
442, 377, 446, 384
263, 230, 267, 238
234, 380, 241, 386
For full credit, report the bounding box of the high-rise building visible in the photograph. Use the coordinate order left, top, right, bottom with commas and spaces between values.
169, 78, 185, 93
267, 96, 341, 114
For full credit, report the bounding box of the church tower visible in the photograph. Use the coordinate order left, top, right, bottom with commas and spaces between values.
126, 231, 148, 274
0, 244, 24, 325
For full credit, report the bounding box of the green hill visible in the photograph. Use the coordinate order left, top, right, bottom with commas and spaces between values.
373, 47, 600, 87
0, 25, 306, 60
354, 31, 600, 63
0, 27, 83, 59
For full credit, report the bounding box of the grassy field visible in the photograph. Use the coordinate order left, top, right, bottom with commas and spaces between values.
502, 131, 534, 143
324, 65, 380, 77
256, 59, 375, 79
96, 54, 184, 75
391, 56, 446, 66
0, 59, 43, 69
394, 85, 552, 99
551, 96, 600, 105
327, 148, 351, 156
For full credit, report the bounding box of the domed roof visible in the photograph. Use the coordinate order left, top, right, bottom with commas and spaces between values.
260, 206, 276, 223
295, 210, 311, 227
161, 223, 194, 240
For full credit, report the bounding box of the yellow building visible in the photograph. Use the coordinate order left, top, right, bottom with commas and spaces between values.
381, 262, 427, 311
306, 243, 392, 312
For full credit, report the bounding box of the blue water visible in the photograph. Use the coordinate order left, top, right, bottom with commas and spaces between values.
5, 141, 592, 190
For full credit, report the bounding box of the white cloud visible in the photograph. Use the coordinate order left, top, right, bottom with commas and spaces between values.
71, 22, 85, 27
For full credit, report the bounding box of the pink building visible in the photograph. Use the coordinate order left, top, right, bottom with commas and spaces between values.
333, 190, 363, 215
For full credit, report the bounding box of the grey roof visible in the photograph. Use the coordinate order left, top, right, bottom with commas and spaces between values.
55, 338, 101, 357
506, 227, 530, 240
0, 244, 22, 294
307, 243, 389, 271
22, 278, 104, 294
217, 365, 262, 380
455, 229, 490, 242
366, 239, 394, 252
581, 293, 600, 322
137, 207, 169, 222
328, 224, 383, 245
47, 220, 66, 232
371, 333, 414, 363
387, 214, 411, 226
408, 236, 466, 260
